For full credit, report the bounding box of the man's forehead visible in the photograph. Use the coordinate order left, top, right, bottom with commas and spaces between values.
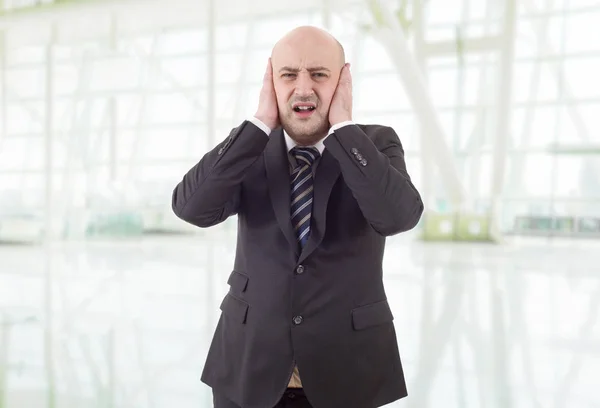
272, 42, 340, 64
272, 51, 338, 69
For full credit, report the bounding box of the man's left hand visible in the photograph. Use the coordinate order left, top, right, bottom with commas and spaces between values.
329, 63, 353, 126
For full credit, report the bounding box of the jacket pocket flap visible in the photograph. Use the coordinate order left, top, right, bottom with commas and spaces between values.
351, 300, 393, 330
220, 294, 249, 324
227, 270, 249, 292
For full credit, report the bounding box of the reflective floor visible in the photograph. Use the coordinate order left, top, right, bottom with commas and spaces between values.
1, 225, 599, 408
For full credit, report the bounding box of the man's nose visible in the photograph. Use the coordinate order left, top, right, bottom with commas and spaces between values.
294, 72, 315, 97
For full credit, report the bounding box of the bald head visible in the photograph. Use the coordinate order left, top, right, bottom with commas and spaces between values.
271, 26, 345, 66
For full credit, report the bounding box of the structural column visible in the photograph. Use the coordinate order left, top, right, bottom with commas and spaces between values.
489, 0, 517, 237
0, 315, 7, 408
0, 30, 6, 147
44, 23, 57, 408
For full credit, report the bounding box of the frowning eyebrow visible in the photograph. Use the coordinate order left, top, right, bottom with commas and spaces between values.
279, 66, 331, 73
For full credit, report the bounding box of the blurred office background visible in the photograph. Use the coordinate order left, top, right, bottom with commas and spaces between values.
0, 0, 599, 407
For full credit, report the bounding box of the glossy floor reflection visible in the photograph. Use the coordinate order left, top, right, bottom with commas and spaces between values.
1, 229, 599, 408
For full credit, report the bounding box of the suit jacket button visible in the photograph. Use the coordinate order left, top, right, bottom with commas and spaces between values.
218, 147, 224, 155
296, 265, 305, 274
356, 153, 363, 161
360, 159, 368, 166
351, 148, 358, 155
293, 316, 303, 325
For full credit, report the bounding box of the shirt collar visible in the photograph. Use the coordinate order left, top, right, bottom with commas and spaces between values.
284, 130, 326, 155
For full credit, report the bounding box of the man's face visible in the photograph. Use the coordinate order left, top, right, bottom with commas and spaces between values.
271, 40, 342, 146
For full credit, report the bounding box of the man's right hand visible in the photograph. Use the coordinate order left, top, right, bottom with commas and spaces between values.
254, 58, 280, 130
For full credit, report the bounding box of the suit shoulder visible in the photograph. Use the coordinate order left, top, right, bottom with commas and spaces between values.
355, 123, 396, 138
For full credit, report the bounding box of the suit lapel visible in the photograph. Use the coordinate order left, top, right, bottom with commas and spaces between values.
265, 129, 299, 257
299, 149, 341, 263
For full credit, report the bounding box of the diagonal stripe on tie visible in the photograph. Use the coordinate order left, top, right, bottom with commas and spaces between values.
290, 146, 320, 249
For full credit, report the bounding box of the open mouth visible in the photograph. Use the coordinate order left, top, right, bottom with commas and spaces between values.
292, 104, 316, 113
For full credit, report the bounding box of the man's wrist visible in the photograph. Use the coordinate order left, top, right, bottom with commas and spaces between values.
249, 116, 272, 135
328, 120, 355, 135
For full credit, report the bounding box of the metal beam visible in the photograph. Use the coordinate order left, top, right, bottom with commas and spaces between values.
43, 24, 57, 408
44, 24, 56, 240
0, 315, 7, 408
412, 0, 433, 209
0, 30, 5, 149
489, 0, 517, 238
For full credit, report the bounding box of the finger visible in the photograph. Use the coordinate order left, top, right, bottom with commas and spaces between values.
343, 64, 352, 84
264, 58, 273, 82
337, 64, 350, 85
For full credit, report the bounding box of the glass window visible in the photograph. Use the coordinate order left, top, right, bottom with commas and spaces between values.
152, 29, 208, 55
456, 111, 478, 150
553, 156, 585, 196
511, 106, 562, 148
565, 9, 600, 53
513, 61, 560, 103
136, 128, 202, 160
516, 16, 565, 58
356, 36, 395, 74
143, 93, 200, 124
563, 57, 600, 99
4, 45, 45, 66
157, 56, 207, 88
519, 153, 555, 196
215, 52, 243, 84
252, 14, 314, 47
574, 104, 600, 141
427, 67, 458, 107
425, 0, 466, 25
6, 102, 44, 134
354, 73, 411, 112
5, 67, 44, 98
355, 113, 418, 151
468, 153, 493, 197
246, 49, 273, 81
215, 23, 251, 50
90, 56, 140, 91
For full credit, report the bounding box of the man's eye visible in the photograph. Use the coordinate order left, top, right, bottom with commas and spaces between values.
282, 73, 296, 78
313, 73, 327, 77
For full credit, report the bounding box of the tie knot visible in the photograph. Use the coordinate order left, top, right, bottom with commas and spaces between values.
292, 146, 320, 167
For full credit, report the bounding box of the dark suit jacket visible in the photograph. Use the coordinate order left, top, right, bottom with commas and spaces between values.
171, 120, 424, 408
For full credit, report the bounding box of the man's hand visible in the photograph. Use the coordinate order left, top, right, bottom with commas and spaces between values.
254, 58, 280, 130
329, 63, 353, 126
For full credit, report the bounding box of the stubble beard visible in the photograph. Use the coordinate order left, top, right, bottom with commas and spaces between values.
281, 112, 329, 146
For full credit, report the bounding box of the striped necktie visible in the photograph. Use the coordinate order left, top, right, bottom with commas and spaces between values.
290, 146, 320, 249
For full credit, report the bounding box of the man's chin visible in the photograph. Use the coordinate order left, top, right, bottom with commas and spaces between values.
285, 129, 328, 146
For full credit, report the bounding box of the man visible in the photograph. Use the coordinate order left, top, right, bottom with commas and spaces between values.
172, 26, 423, 408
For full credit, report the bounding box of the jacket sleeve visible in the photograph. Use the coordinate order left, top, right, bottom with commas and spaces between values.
171, 120, 270, 228
323, 124, 424, 236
